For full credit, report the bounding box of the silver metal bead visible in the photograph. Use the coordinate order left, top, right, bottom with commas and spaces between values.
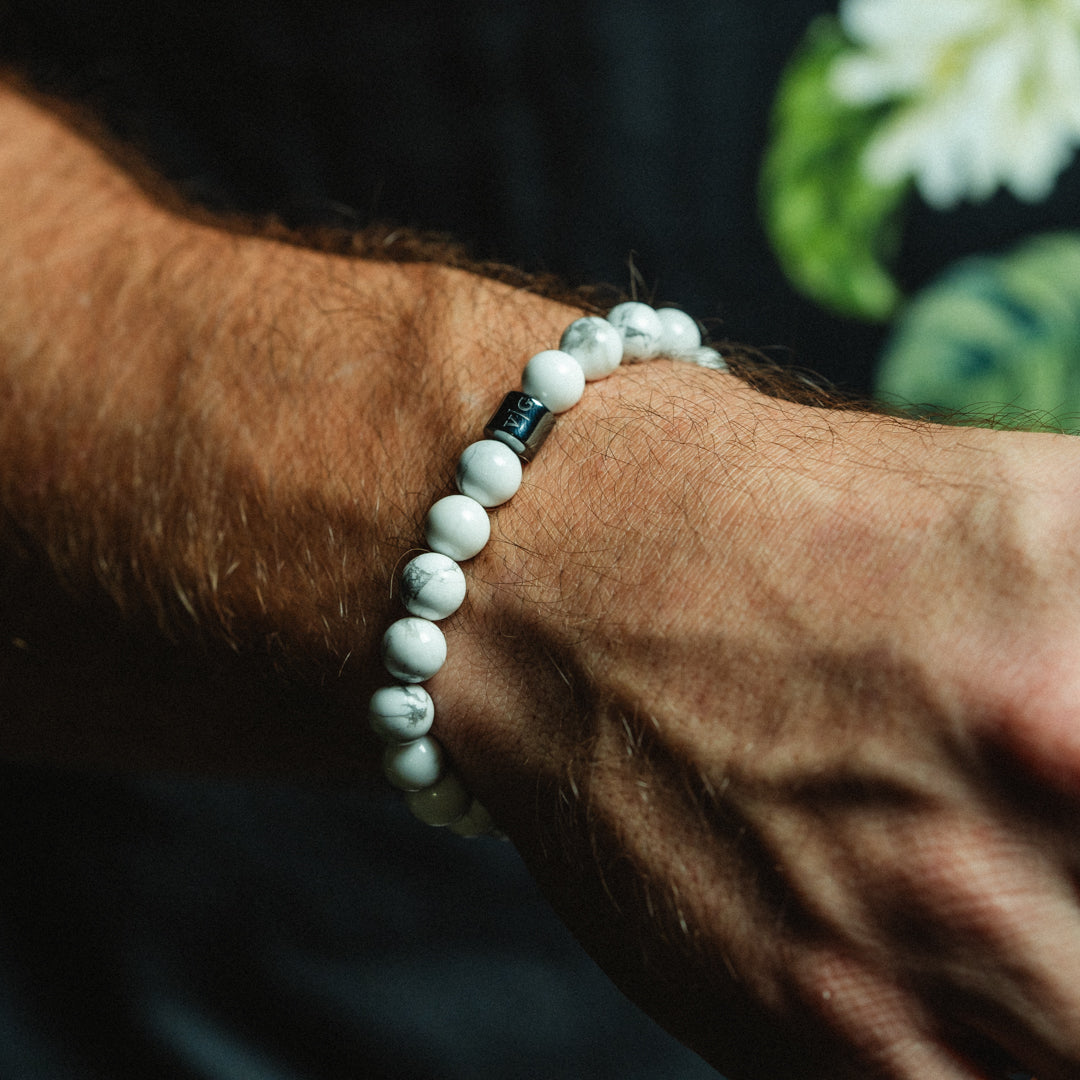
484, 392, 555, 462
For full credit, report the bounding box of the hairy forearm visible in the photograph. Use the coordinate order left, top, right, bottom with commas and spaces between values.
0, 83, 580, 773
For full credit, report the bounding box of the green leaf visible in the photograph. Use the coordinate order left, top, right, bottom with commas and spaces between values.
875, 233, 1080, 433
760, 16, 908, 321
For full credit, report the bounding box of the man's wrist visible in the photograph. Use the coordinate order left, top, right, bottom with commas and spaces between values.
0, 82, 597, 773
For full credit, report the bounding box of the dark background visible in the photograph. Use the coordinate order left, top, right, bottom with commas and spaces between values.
7, 0, 1070, 393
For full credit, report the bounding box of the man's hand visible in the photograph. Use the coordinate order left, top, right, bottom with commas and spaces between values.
435, 367, 1080, 1079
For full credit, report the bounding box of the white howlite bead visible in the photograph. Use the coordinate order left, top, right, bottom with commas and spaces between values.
425, 494, 491, 562
681, 346, 728, 371
559, 316, 624, 380
401, 552, 467, 620
656, 307, 702, 354
382, 617, 447, 683
606, 301, 664, 361
448, 801, 497, 838
405, 771, 472, 826
522, 349, 586, 413
368, 684, 435, 743
456, 439, 523, 508
383, 736, 445, 791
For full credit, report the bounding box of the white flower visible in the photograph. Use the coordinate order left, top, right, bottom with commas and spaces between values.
831, 0, 1080, 207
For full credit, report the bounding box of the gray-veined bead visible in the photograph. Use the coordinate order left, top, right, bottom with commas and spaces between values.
522, 349, 586, 413
368, 684, 435, 743
656, 307, 702, 354
382, 617, 447, 683
559, 316, 623, 380
607, 301, 663, 360
681, 345, 727, 371
383, 736, 445, 791
401, 552, 467, 620
455, 439, 523, 508
425, 494, 491, 562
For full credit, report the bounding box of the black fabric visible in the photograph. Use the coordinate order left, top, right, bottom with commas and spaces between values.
0, 767, 719, 1079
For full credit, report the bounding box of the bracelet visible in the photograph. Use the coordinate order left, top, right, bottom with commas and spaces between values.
367, 301, 725, 837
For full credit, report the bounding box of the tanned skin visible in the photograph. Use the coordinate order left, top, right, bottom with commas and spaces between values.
2, 83, 1079, 1079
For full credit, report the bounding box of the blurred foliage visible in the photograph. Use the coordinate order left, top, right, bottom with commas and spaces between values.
876, 232, 1080, 433
761, 16, 908, 321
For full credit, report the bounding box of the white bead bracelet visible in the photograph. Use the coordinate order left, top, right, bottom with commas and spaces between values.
368, 302, 725, 836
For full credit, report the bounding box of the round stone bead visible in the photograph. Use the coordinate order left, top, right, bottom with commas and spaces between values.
425, 494, 491, 562
368, 684, 435, 743
405, 771, 472, 826
656, 307, 702, 354
522, 349, 586, 413
382, 617, 447, 683
682, 345, 728, 371
383, 736, 445, 792
559, 316, 623, 380
607, 301, 664, 361
448, 800, 496, 838
456, 439, 523, 508
401, 552, 467, 620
